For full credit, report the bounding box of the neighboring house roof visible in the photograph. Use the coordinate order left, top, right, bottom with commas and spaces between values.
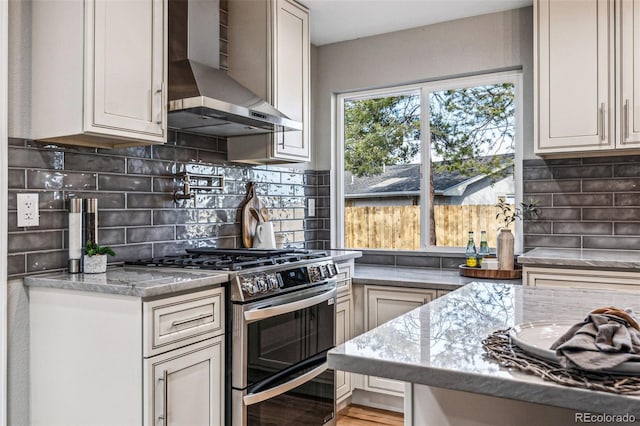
344, 154, 514, 198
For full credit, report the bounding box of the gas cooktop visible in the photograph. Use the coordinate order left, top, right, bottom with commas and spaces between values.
127, 248, 329, 272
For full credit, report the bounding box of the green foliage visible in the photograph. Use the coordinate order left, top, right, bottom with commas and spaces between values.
85, 240, 116, 257
430, 83, 515, 179
343, 83, 515, 180
495, 199, 539, 229
344, 95, 420, 177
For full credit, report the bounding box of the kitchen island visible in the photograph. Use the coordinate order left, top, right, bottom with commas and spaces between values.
328, 282, 640, 426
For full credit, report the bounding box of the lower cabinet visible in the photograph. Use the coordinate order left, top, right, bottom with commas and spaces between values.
523, 266, 640, 291
29, 286, 225, 426
335, 295, 353, 404
145, 336, 224, 425
363, 285, 437, 397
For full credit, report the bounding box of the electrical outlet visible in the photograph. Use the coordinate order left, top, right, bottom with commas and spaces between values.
308, 198, 316, 217
17, 193, 39, 227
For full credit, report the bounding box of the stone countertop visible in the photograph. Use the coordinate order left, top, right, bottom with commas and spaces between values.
23, 266, 230, 298
518, 247, 640, 269
328, 282, 640, 417
353, 265, 521, 290
326, 250, 362, 263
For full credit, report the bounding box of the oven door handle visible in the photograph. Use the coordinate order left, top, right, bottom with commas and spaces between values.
243, 287, 336, 322
243, 362, 328, 406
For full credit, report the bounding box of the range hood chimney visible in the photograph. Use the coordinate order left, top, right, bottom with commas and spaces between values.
167, 0, 302, 137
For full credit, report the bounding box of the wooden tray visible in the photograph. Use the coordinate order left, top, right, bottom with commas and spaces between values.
459, 264, 522, 279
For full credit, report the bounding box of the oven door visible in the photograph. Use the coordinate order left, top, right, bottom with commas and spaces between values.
233, 356, 336, 426
233, 282, 337, 389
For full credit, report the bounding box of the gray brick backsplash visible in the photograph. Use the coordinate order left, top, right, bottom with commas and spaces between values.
64, 153, 125, 173
6, 135, 328, 277
7, 254, 25, 276
396, 255, 440, 268
614, 193, 640, 206
552, 222, 612, 235
522, 156, 640, 250
582, 178, 640, 192
356, 253, 395, 266
523, 180, 581, 194
441, 256, 465, 269
583, 236, 640, 250
27, 250, 67, 273
553, 193, 612, 207
523, 235, 581, 248
99, 174, 152, 192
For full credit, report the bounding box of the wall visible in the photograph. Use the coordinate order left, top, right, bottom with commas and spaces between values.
523, 156, 640, 251
312, 7, 534, 169
7, 133, 328, 277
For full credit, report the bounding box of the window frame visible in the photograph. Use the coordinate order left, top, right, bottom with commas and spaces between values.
332, 70, 523, 254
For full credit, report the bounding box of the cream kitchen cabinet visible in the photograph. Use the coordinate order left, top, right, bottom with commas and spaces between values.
227, 0, 310, 163
363, 286, 437, 397
535, 0, 640, 155
335, 295, 353, 405
523, 265, 640, 291
335, 259, 355, 407
31, 0, 167, 148
29, 286, 224, 426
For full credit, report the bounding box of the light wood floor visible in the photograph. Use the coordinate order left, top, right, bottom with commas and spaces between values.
336, 404, 404, 426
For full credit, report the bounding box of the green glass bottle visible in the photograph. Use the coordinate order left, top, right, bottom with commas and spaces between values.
478, 230, 490, 265
465, 231, 477, 267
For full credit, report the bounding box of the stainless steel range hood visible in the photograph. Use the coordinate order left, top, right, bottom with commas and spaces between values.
168, 0, 302, 137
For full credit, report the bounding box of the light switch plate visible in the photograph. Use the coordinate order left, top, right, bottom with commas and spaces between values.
17, 193, 39, 227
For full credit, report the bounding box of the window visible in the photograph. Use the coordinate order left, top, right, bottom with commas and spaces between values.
335, 72, 522, 252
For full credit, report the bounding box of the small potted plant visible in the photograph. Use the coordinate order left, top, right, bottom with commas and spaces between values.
83, 240, 116, 274
495, 199, 539, 270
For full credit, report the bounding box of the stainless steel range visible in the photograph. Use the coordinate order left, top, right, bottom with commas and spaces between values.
129, 248, 338, 426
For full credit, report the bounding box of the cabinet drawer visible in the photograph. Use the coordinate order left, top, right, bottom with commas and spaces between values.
336, 261, 354, 296
523, 266, 640, 291
144, 288, 224, 357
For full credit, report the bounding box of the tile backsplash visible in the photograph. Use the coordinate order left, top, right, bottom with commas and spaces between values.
7, 132, 330, 277
523, 156, 640, 251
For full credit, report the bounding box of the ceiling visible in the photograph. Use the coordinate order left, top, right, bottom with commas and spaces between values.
299, 0, 533, 46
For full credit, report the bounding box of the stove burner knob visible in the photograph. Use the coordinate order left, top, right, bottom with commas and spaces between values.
241, 278, 258, 296
266, 274, 279, 290
256, 277, 268, 292
308, 266, 320, 282
327, 263, 338, 277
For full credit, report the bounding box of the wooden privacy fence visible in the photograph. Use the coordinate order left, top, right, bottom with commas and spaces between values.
345, 204, 512, 249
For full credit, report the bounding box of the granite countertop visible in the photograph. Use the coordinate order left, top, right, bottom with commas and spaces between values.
326, 249, 362, 263
353, 265, 521, 290
518, 247, 640, 269
23, 266, 230, 298
328, 282, 640, 417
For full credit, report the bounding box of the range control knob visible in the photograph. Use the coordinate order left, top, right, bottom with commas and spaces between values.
328, 263, 338, 277
308, 266, 321, 282
241, 277, 258, 296
266, 274, 280, 290
256, 276, 268, 292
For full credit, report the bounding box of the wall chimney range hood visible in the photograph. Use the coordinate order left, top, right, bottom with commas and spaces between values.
167, 0, 302, 137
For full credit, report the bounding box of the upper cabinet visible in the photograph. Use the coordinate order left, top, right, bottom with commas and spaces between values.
227, 0, 311, 163
535, 0, 640, 155
31, 0, 167, 148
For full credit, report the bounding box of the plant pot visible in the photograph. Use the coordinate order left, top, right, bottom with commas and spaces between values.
83, 254, 107, 274
497, 228, 515, 270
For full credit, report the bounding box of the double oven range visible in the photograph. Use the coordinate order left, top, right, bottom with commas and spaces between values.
130, 248, 338, 426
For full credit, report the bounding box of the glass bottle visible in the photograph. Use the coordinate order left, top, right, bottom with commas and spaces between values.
465, 231, 477, 267
478, 230, 490, 265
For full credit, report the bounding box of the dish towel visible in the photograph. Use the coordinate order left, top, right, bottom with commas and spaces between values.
550, 306, 640, 371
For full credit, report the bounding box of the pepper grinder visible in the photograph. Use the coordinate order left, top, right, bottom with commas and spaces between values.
68, 198, 83, 273
84, 198, 98, 245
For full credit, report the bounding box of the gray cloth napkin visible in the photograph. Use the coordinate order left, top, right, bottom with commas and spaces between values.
550, 311, 640, 371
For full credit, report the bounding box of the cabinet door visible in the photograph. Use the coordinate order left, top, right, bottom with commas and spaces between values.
620, 0, 640, 147
364, 286, 436, 396
145, 337, 224, 426
273, 0, 310, 161
536, 0, 613, 153
88, 0, 166, 141
336, 296, 353, 403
